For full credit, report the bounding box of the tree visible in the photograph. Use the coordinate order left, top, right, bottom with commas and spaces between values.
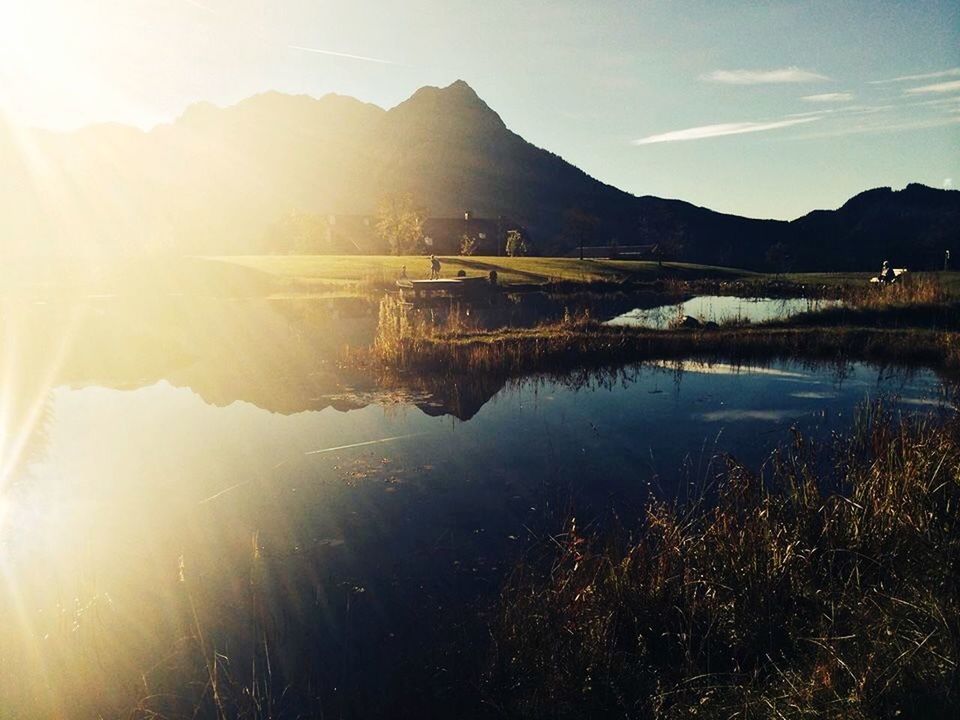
376, 194, 425, 255
765, 241, 792, 275
505, 229, 528, 257
652, 230, 685, 268
459, 234, 478, 256
562, 208, 601, 260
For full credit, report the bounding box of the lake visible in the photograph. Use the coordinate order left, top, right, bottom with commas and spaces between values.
0, 295, 950, 715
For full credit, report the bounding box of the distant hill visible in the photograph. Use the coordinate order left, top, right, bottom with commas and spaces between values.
786, 184, 960, 270
1, 81, 957, 270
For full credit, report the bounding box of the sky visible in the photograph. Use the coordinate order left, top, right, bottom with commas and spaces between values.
0, 0, 958, 219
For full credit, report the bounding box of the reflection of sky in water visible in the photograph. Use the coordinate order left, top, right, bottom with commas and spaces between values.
607, 295, 840, 328
7, 360, 947, 572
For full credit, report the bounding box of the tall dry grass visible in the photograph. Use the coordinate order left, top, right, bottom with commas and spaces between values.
487, 403, 960, 719
842, 275, 949, 309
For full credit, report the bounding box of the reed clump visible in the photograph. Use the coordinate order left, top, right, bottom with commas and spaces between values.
842, 275, 949, 309
486, 404, 960, 719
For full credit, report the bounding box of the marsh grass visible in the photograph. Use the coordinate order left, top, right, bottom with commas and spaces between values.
841, 275, 949, 309
486, 403, 960, 719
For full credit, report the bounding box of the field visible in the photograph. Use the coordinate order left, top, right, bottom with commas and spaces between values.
209, 254, 757, 288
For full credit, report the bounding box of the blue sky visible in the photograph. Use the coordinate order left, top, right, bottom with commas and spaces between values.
1, 0, 957, 219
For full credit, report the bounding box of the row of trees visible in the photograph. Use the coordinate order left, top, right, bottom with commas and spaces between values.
377, 193, 532, 256
262, 198, 697, 263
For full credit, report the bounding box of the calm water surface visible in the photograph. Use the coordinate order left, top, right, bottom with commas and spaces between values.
608, 295, 840, 328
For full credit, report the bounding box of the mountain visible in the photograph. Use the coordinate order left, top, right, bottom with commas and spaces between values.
786, 184, 960, 270
1, 81, 957, 269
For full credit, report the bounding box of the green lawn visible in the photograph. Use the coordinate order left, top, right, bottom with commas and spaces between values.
7, 254, 957, 299
207, 254, 757, 288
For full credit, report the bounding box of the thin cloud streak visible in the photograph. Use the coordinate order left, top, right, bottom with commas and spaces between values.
787, 109, 838, 118
904, 79, 960, 95
787, 105, 894, 119
870, 67, 960, 84
702, 67, 829, 84
801, 92, 853, 103
633, 116, 820, 145
287, 45, 397, 65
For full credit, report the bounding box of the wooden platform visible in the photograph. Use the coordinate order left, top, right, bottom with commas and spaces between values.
395, 276, 492, 300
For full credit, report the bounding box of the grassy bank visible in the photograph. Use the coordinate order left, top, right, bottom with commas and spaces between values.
486, 404, 960, 718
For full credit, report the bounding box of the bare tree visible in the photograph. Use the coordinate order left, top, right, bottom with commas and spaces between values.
459, 234, 478, 256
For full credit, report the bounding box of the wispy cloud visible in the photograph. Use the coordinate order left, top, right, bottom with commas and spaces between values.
633, 116, 821, 145
787, 109, 837, 118
801, 92, 853, 103
869, 67, 960, 84
702, 67, 829, 84
909, 95, 960, 108
904, 79, 960, 95
287, 45, 397, 65
787, 104, 894, 119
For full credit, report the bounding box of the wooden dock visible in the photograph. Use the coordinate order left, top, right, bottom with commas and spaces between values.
395, 276, 492, 301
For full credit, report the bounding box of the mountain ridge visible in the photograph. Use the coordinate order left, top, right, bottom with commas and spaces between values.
1, 80, 956, 269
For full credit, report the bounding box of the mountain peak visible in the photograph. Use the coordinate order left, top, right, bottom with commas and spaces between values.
391, 79, 505, 131
444, 79, 479, 96
403, 79, 482, 104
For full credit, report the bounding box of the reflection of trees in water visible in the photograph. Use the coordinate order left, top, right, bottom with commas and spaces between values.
405, 290, 680, 332
1, 296, 383, 416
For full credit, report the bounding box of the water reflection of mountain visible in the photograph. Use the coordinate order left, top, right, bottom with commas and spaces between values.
3, 292, 682, 424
